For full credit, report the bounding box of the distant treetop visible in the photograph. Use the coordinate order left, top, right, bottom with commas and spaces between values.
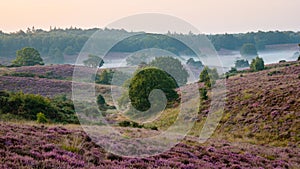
240, 43, 258, 58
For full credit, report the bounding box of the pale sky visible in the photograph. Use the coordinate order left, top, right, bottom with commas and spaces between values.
1, 0, 299, 34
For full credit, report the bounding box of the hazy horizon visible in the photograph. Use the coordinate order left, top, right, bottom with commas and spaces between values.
1, 0, 299, 34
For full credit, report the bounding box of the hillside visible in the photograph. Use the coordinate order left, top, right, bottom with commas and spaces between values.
0, 122, 298, 168
141, 61, 300, 147
0, 65, 112, 98
216, 62, 300, 146
0, 61, 299, 168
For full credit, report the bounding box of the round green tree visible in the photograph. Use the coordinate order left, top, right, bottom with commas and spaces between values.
12, 47, 44, 66
240, 43, 258, 58
83, 54, 104, 68
129, 67, 179, 111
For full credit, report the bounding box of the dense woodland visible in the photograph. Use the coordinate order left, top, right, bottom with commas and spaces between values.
0, 28, 300, 64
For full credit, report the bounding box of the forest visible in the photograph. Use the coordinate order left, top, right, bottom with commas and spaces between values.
0, 27, 300, 64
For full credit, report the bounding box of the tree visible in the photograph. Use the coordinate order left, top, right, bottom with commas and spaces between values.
199, 66, 219, 88
235, 59, 249, 68
240, 43, 258, 58
186, 58, 204, 68
83, 54, 104, 68
129, 67, 179, 111
12, 47, 44, 66
250, 56, 265, 71
149, 56, 188, 86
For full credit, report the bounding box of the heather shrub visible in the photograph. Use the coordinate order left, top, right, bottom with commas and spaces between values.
36, 112, 48, 123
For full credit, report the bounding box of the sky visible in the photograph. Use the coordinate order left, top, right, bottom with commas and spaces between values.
1, 0, 299, 34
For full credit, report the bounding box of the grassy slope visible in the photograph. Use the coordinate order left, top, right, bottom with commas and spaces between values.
145, 61, 300, 147
0, 62, 299, 168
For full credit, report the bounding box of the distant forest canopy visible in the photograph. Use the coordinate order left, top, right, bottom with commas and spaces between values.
0, 27, 299, 62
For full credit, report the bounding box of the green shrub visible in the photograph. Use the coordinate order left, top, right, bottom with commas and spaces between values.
199, 66, 219, 88
36, 112, 48, 123
131, 121, 143, 128
95, 69, 113, 84
199, 88, 208, 100
9, 72, 36, 77
0, 91, 79, 124
97, 94, 106, 105
119, 120, 131, 127
149, 126, 158, 130
250, 56, 264, 71
118, 120, 145, 128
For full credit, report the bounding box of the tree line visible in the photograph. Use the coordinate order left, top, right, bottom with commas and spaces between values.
0, 28, 299, 63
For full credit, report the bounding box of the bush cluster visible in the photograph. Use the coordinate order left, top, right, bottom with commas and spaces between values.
0, 91, 78, 124
118, 120, 158, 130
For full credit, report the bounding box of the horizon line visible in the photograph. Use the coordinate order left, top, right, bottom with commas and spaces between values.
1, 26, 299, 35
